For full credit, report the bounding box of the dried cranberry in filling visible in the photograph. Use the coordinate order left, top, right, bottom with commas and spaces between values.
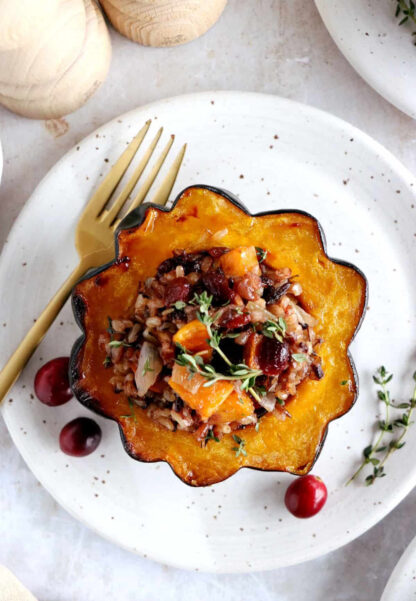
157, 251, 203, 276
164, 277, 191, 305
258, 337, 290, 376
208, 247, 229, 258
202, 271, 235, 303
220, 308, 251, 330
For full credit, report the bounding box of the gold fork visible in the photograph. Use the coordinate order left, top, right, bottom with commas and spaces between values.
0, 120, 186, 402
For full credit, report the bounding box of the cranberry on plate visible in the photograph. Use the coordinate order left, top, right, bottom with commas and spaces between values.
34, 357, 72, 406
284, 475, 328, 518
59, 417, 102, 457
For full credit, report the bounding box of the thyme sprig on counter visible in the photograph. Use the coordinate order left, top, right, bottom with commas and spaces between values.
394, 1, 416, 42
347, 366, 416, 485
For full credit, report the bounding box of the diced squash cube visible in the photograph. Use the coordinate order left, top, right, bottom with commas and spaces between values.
219, 246, 260, 277
169, 365, 234, 420
173, 320, 212, 361
210, 389, 254, 425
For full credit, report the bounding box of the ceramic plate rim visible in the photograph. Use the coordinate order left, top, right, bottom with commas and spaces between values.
314, 0, 416, 119
380, 535, 416, 600
1, 91, 416, 573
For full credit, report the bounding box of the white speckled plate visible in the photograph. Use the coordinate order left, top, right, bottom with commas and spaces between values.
315, 0, 416, 119
1, 92, 416, 573
381, 536, 416, 600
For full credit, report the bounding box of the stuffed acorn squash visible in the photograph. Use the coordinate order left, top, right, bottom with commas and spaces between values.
70, 185, 367, 486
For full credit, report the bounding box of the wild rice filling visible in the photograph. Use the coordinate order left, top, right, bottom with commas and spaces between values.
102, 245, 323, 445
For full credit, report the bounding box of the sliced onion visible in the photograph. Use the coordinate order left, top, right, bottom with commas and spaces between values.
135, 342, 162, 397
287, 298, 316, 327
257, 393, 276, 412
170, 363, 204, 395
246, 301, 277, 323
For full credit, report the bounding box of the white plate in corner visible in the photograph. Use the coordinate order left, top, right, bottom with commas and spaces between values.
381, 536, 416, 600
315, 0, 416, 119
0, 138, 3, 184
1, 92, 416, 573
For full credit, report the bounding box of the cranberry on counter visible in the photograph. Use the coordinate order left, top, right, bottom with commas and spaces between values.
34, 357, 72, 406
284, 475, 328, 518
59, 417, 102, 457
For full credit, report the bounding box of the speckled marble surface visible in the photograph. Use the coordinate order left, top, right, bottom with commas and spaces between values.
1, 1, 416, 599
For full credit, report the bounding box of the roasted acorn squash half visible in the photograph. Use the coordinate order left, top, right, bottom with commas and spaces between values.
70, 185, 368, 486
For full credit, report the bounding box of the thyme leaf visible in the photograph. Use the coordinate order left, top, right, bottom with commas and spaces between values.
255, 247, 268, 263
394, 0, 416, 43
232, 434, 247, 457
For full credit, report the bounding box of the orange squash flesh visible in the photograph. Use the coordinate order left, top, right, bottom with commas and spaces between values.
172, 320, 212, 361
219, 246, 260, 277
169, 365, 234, 420
210, 390, 254, 425
71, 185, 367, 487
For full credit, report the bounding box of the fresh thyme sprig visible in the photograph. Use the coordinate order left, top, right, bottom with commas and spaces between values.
255, 247, 268, 263
232, 434, 247, 457
188, 292, 263, 400
175, 345, 263, 389
191, 292, 230, 365
394, 0, 416, 42
347, 367, 416, 486
120, 397, 138, 422
205, 428, 220, 444
108, 340, 133, 349
262, 318, 287, 342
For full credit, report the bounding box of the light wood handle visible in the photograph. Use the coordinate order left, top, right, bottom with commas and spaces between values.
0, 260, 88, 402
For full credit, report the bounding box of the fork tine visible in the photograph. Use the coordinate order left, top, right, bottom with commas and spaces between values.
149, 143, 187, 207
102, 127, 163, 225
83, 120, 151, 218
115, 135, 175, 221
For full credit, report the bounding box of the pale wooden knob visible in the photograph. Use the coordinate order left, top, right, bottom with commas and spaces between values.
0, 0, 87, 88
0, 0, 111, 119
0, 0, 61, 50
99, 0, 228, 47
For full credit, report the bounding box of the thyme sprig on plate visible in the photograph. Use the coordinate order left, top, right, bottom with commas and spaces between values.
394, 0, 416, 42
347, 366, 416, 485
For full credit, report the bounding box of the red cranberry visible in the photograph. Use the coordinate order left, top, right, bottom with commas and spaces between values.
164, 277, 191, 305
221, 309, 251, 330
202, 271, 235, 303
34, 357, 72, 406
284, 475, 328, 518
258, 337, 290, 376
59, 417, 102, 457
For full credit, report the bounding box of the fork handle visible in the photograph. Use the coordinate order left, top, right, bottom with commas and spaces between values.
0, 260, 89, 403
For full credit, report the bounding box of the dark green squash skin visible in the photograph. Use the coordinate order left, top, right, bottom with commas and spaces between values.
70, 184, 368, 486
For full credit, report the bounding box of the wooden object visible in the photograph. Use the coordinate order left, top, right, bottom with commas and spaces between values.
0, 0, 61, 50
99, 0, 227, 46
0, 0, 111, 119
